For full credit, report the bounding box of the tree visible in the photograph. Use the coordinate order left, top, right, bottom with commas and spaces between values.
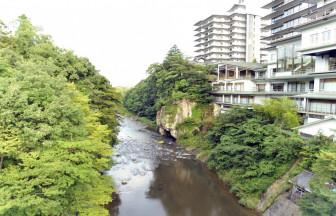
254, 97, 300, 128
124, 45, 212, 120
206, 107, 303, 207
0, 16, 117, 215
14, 15, 40, 58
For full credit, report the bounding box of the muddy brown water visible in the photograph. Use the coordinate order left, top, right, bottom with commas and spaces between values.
107, 117, 257, 216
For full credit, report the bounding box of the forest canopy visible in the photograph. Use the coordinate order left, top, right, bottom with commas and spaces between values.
124, 45, 213, 120
0, 15, 119, 215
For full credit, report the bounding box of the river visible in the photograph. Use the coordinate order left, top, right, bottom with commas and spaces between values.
107, 117, 257, 216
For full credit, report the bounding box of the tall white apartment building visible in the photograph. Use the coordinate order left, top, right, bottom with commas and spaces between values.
194, 0, 265, 63
212, 0, 336, 138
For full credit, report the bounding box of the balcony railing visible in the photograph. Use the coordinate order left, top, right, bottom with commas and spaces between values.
307, 5, 336, 23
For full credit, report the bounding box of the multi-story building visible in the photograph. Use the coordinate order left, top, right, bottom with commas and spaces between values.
194, 0, 265, 63
212, 0, 336, 138
293, 0, 336, 123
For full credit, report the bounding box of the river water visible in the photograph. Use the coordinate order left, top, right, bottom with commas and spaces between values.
107, 117, 257, 216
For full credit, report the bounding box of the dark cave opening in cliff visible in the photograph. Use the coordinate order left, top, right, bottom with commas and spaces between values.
163, 130, 176, 142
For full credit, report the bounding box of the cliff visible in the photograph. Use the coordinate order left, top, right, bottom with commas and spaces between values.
156, 99, 196, 139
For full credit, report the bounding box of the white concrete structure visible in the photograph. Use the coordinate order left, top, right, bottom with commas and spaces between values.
194, 0, 266, 63
296, 116, 336, 140
212, 0, 336, 131
261, 0, 336, 124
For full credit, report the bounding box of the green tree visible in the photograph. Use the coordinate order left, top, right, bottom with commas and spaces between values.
254, 97, 300, 128
206, 106, 303, 207
124, 45, 212, 120
0, 16, 118, 215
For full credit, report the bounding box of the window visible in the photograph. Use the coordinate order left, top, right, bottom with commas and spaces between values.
320, 78, 336, 92
295, 99, 304, 111
272, 83, 284, 92
257, 84, 266, 92
301, 56, 315, 73
233, 96, 239, 104
329, 57, 336, 71
215, 97, 222, 103
310, 33, 319, 44
227, 83, 233, 91
258, 72, 266, 79
270, 53, 276, 62
277, 46, 286, 72
224, 96, 231, 103
322, 30, 331, 42
309, 81, 314, 92
308, 100, 336, 114
308, 114, 324, 119
234, 83, 244, 91
288, 82, 306, 92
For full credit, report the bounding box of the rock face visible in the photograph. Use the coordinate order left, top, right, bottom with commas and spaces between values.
213, 103, 222, 116
156, 99, 196, 139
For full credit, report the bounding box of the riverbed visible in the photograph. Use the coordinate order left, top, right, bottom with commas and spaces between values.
107, 117, 257, 216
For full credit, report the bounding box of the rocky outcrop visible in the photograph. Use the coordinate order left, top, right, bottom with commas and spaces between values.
156, 99, 196, 139
213, 103, 222, 116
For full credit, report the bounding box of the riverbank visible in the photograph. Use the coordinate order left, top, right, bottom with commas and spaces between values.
118, 108, 157, 131
127, 100, 306, 213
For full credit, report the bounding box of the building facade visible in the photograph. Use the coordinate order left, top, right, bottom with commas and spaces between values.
212, 0, 336, 126
194, 0, 265, 63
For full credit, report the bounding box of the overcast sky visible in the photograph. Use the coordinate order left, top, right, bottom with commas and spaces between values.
0, 0, 269, 87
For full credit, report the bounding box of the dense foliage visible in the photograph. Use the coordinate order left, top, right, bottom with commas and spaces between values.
0, 16, 119, 215
206, 103, 303, 207
254, 97, 300, 129
124, 45, 212, 120
299, 139, 336, 216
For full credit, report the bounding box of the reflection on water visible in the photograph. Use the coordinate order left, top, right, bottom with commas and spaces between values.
108, 117, 257, 216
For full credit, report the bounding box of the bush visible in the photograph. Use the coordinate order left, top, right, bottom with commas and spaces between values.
206, 105, 303, 207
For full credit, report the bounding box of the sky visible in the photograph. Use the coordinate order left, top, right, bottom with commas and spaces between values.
0, 0, 269, 87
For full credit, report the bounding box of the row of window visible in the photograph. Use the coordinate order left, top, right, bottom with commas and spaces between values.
269, 79, 335, 92
215, 78, 335, 93
273, 2, 314, 28
271, 17, 306, 33
217, 97, 336, 115
215, 95, 254, 104
310, 29, 335, 44
308, 100, 336, 114
275, 42, 315, 73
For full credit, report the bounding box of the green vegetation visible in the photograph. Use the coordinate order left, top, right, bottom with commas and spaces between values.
123, 44, 335, 213
176, 104, 214, 159
0, 16, 119, 215
206, 102, 303, 208
254, 97, 300, 129
299, 138, 336, 216
124, 45, 212, 120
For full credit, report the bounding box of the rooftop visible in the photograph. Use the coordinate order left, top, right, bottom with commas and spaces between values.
289, 170, 315, 193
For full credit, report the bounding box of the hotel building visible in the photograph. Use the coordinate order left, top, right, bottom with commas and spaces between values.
212, 0, 336, 137
194, 0, 265, 63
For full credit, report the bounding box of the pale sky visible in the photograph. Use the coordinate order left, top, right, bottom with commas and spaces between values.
0, 0, 269, 87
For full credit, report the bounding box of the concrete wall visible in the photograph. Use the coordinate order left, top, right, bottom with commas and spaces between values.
299, 119, 336, 137
301, 20, 336, 52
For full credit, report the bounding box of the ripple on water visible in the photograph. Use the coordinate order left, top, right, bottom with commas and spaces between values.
108, 117, 258, 216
